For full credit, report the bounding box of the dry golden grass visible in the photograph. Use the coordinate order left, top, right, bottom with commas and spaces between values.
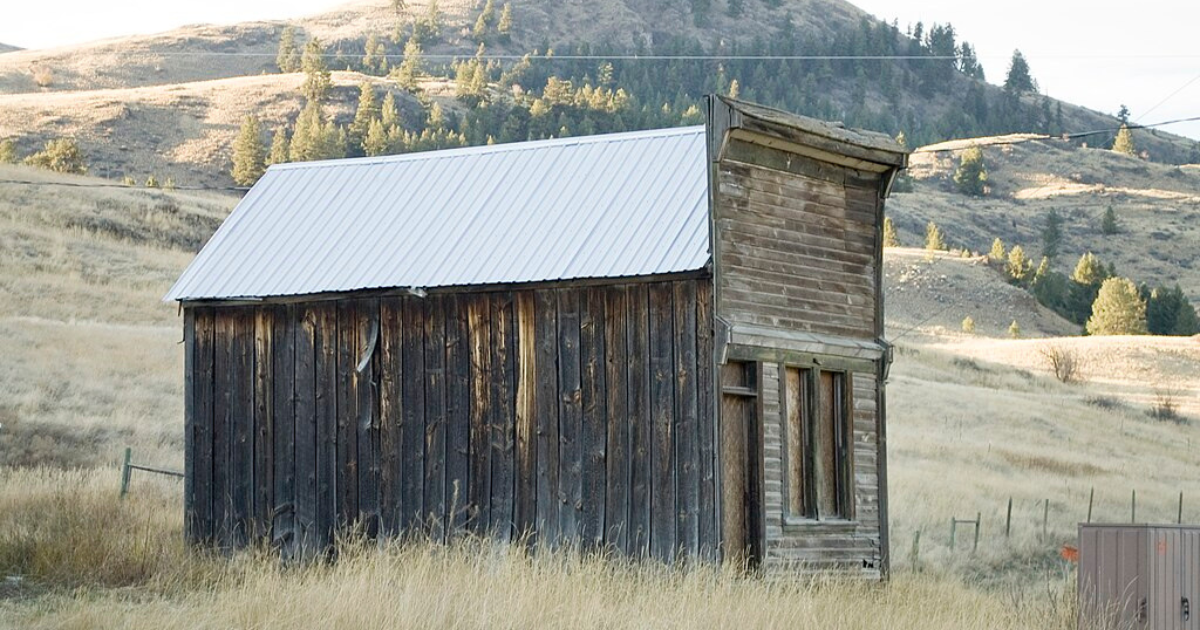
0, 469, 1081, 630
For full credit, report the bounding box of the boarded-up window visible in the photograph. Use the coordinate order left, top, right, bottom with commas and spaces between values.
783, 367, 852, 520
721, 361, 762, 567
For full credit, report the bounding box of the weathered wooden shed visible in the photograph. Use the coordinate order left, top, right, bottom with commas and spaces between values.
167, 96, 907, 576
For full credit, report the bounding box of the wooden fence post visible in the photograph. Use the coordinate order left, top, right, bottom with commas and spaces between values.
1005, 497, 1013, 538
1131, 490, 1136, 523
949, 518, 956, 551
911, 531, 921, 570
1042, 499, 1049, 539
119, 447, 132, 499
1179, 492, 1184, 525
973, 512, 981, 552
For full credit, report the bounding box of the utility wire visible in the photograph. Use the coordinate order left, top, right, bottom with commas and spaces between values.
35, 51, 1200, 61
910, 115, 1200, 154
1135, 72, 1200, 123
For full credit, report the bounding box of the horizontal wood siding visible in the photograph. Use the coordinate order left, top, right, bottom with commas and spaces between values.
759, 369, 881, 576
713, 135, 888, 578
184, 277, 718, 561
715, 140, 881, 340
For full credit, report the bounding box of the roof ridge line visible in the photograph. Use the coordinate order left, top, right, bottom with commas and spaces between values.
268, 125, 706, 172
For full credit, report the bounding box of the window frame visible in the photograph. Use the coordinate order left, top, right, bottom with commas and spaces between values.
780, 358, 856, 525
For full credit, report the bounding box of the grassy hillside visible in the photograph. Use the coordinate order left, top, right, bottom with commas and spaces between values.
1, 0, 1197, 191
0, 43, 19, 54
891, 136, 1200, 304
0, 72, 423, 186
0, 164, 235, 468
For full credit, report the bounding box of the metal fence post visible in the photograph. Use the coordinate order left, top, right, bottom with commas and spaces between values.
1087, 487, 1094, 524
973, 512, 981, 552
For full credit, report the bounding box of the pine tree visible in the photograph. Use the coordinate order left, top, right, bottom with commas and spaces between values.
989, 238, 1006, 263
352, 82, 380, 147
953, 145, 987, 196
1116, 104, 1130, 125
393, 37, 423, 91
268, 126, 291, 165
1101, 206, 1120, 235
895, 131, 907, 148
413, 0, 442, 44
363, 118, 390, 156
1072, 252, 1107, 286
1003, 49, 1035, 94
231, 115, 266, 186
882, 216, 900, 247
381, 91, 400, 129
1008, 320, 1021, 339
0, 138, 16, 164
277, 26, 301, 73
24, 138, 86, 174
1173, 298, 1200, 336
1006, 245, 1031, 284
290, 101, 329, 162
497, 3, 513, 41
145, 174, 159, 188
363, 33, 386, 74
301, 38, 332, 103
924, 221, 946, 251
1087, 277, 1147, 335
961, 316, 975, 334
1112, 124, 1136, 156
1042, 209, 1063, 259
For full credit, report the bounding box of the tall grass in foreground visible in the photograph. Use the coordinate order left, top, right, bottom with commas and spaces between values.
0, 467, 1080, 630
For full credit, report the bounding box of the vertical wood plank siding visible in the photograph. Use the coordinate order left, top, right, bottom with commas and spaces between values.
184, 277, 717, 558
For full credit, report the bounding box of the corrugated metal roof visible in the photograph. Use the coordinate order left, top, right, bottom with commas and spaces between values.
166, 126, 710, 301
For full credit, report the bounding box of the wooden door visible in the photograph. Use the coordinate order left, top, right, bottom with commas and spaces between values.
720, 361, 762, 569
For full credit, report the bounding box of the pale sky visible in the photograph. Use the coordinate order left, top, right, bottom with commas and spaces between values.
3, 0, 1199, 141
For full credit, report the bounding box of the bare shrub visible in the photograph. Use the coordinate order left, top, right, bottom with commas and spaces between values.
1083, 395, 1126, 411
1040, 345, 1084, 384
31, 66, 53, 88
1147, 387, 1185, 423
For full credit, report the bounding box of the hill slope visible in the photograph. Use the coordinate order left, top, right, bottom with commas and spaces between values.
1, 0, 1197, 190
890, 136, 1200, 303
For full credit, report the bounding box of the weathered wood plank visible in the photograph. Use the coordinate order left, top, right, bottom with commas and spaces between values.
271, 305, 296, 555
533, 290, 560, 545
424, 296, 447, 539
445, 296, 472, 533
253, 308, 274, 542
313, 303, 338, 548
695, 283, 717, 558
556, 289, 583, 541
400, 297, 426, 532
490, 292, 516, 538
191, 308, 215, 542
356, 299, 380, 536
183, 308, 196, 541
378, 298, 403, 535
627, 285, 652, 556
602, 287, 630, 553
647, 283, 676, 562
293, 306, 318, 556
673, 281, 699, 558
579, 287, 607, 548
514, 293, 538, 540
335, 300, 359, 529
211, 313, 233, 547
467, 296, 492, 533
229, 310, 255, 547
719, 366, 747, 567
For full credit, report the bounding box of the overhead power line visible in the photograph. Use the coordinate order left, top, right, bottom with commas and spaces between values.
32, 51, 1200, 61
910, 115, 1200, 154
